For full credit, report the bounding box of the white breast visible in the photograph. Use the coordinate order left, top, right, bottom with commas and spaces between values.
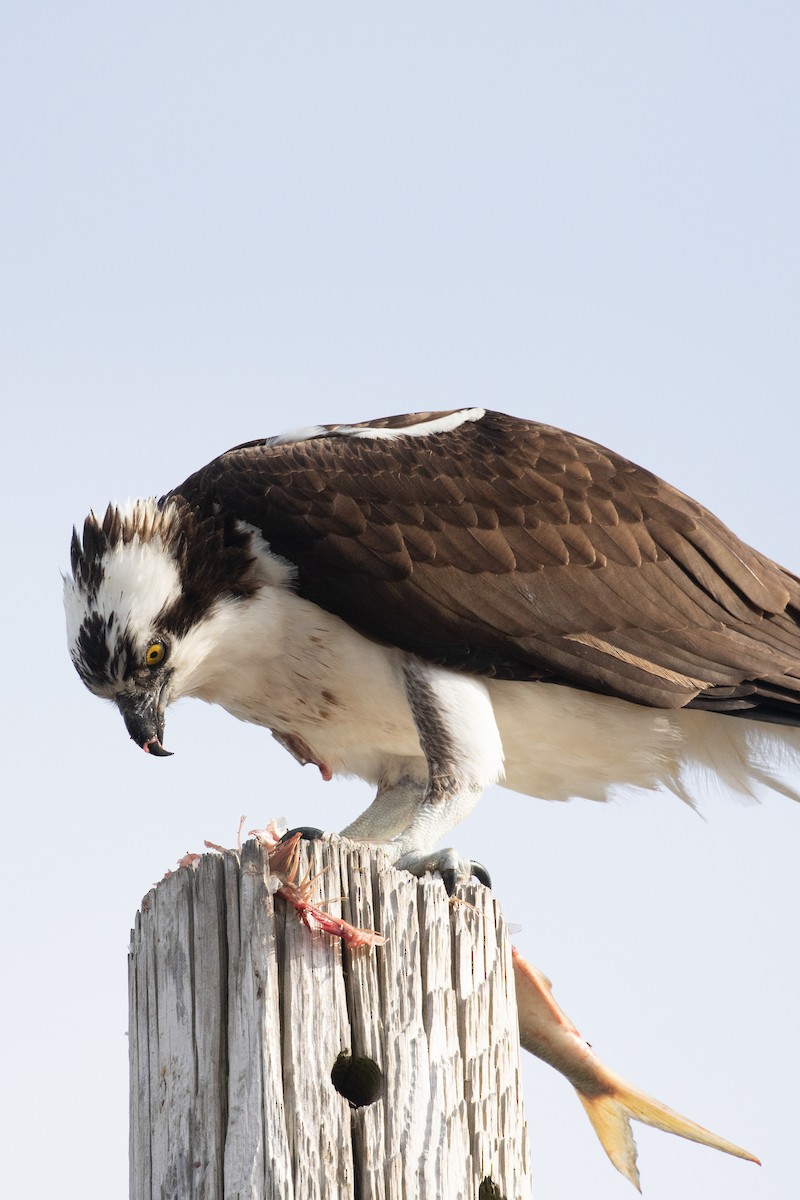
169, 577, 800, 807
173, 587, 424, 781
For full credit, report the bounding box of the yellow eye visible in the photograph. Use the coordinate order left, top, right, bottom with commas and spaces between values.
145, 641, 166, 667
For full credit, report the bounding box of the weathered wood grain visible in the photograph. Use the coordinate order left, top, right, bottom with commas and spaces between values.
129, 837, 531, 1199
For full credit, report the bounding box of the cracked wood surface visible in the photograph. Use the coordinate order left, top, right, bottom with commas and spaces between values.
129, 837, 531, 1199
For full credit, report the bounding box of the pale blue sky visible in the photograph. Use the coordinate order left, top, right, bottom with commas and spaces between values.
2, 5, 799, 1198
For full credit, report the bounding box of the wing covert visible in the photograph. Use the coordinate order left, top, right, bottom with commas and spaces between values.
170, 410, 800, 721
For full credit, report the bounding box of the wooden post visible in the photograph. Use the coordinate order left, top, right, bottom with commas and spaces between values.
129, 836, 532, 1199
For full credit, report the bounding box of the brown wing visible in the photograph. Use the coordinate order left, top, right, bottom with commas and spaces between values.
170, 410, 800, 723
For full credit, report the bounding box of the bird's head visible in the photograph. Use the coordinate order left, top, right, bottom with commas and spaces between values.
63, 498, 263, 755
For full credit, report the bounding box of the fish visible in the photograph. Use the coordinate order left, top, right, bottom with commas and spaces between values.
511, 946, 759, 1190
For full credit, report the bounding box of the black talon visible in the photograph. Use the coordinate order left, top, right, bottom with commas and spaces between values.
470, 860, 492, 889
280, 826, 324, 843
442, 867, 460, 897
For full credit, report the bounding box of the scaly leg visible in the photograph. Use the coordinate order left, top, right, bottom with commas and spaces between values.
340, 773, 426, 841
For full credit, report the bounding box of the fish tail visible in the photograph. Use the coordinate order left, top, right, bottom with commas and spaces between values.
511, 947, 760, 1189
574, 1071, 761, 1191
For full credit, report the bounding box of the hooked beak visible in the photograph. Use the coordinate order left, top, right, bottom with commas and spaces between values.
116, 686, 173, 757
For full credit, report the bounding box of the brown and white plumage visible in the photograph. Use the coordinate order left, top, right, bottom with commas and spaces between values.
171, 408, 800, 720
65, 408, 800, 885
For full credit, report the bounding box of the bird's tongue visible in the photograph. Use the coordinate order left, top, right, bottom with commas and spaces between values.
143, 736, 173, 757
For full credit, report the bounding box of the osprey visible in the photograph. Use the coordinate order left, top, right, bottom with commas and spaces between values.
64, 408, 800, 886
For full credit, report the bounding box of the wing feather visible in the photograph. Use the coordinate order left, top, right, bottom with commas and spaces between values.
170, 410, 800, 723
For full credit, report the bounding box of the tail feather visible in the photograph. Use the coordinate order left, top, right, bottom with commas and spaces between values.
575, 1071, 761, 1192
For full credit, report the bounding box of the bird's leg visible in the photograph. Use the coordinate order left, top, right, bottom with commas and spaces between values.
387, 659, 505, 892
340, 774, 426, 841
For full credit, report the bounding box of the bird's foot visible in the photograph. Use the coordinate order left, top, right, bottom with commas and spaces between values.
394, 847, 492, 895
277, 827, 491, 896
